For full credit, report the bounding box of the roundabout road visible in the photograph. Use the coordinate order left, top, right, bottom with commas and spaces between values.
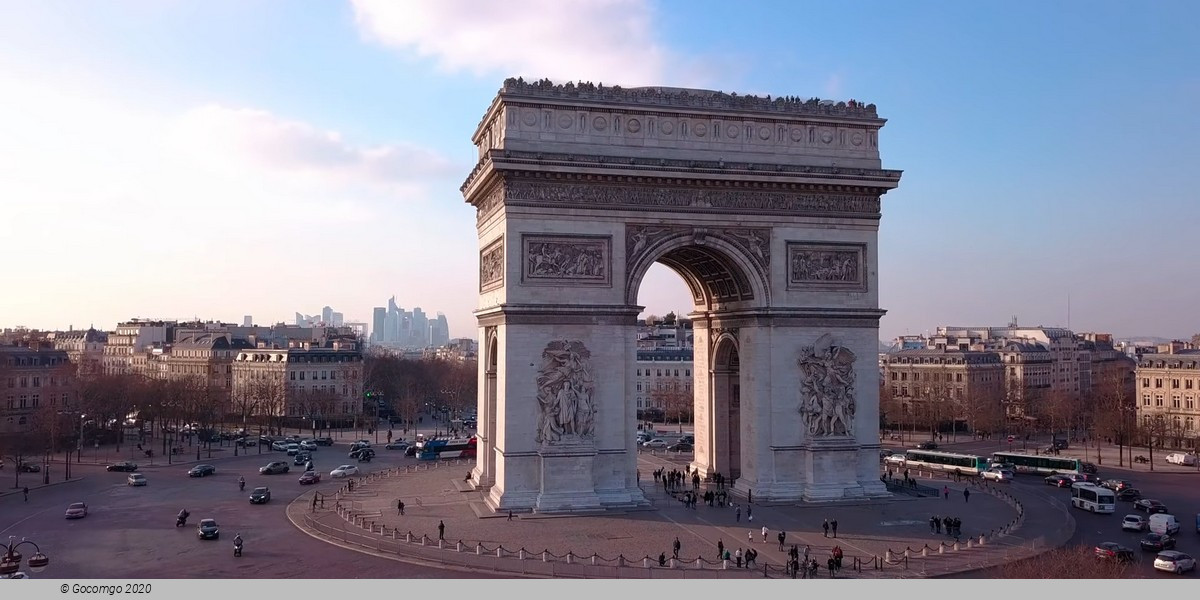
0, 443, 490, 578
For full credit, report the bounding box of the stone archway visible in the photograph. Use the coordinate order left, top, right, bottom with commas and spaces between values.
465, 78, 902, 511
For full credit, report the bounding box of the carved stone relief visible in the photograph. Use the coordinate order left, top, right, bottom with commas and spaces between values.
786, 242, 866, 291
798, 334, 856, 437
522, 235, 611, 286
535, 340, 596, 445
505, 180, 880, 216
626, 225, 689, 273
717, 228, 770, 273
479, 238, 504, 292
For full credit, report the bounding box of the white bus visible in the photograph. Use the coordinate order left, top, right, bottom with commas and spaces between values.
1071, 482, 1115, 514
897, 449, 990, 475
991, 451, 1082, 475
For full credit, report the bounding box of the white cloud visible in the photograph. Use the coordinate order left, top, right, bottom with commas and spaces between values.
351, 0, 692, 87
170, 105, 456, 187
0, 72, 471, 330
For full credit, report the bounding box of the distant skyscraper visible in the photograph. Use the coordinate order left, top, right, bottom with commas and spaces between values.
372, 307, 386, 343
322, 306, 333, 325
243, 315, 253, 327
331, 312, 343, 326
411, 308, 429, 347
431, 313, 450, 347
294, 312, 306, 327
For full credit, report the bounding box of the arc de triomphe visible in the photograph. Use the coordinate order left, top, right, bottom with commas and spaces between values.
464, 78, 902, 512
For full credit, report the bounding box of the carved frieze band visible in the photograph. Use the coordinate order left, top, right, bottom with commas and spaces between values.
479, 237, 505, 293
506, 180, 880, 215
786, 242, 867, 292
522, 234, 612, 287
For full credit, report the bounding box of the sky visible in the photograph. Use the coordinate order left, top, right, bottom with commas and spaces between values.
1, 1, 1198, 341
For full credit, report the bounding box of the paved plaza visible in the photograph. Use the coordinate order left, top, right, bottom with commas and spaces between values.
290, 451, 1068, 578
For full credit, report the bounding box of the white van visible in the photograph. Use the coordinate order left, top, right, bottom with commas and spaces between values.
1165, 452, 1197, 466
1148, 513, 1181, 535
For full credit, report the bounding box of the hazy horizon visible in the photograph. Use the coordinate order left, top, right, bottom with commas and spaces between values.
2, 1, 1197, 342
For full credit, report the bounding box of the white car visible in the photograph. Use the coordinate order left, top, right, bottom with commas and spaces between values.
271, 441, 288, 451
330, 465, 359, 478
1154, 551, 1196, 574
980, 468, 1014, 482
127, 473, 148, 486
1121, 514, 1148, 531
299, 440, 317, 451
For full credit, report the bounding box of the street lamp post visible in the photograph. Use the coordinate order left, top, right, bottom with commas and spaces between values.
0, 536, 50, 578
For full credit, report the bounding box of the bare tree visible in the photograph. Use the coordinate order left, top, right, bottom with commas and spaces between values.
650, 381, 692, 433
1001, 544, 1131, 578
1138, 414, 1170, 471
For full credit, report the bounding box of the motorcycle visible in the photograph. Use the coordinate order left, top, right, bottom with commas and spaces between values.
233, 537, 243, 557
238, 478, 245, 491
176, 512, 189, 527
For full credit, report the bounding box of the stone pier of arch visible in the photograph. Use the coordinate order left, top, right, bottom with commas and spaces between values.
462, 78, 903, 513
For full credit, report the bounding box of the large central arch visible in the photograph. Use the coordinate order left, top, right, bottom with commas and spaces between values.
464, 79, 902, 511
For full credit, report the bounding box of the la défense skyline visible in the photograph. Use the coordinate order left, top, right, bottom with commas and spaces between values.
1, 1, 1197, 341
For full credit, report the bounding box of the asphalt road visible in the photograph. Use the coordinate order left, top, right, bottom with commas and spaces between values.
906, 437, 1200, 579
0, 441, 493, 578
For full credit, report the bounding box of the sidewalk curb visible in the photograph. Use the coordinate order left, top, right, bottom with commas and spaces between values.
1, 477, 86, 498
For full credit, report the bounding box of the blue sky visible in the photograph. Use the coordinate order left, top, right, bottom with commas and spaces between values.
2, 0, 1197, 340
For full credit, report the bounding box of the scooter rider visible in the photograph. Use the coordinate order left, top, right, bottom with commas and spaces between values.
233, 533, 244, 557
177, 509, 189, 526
238, 476, 245, 491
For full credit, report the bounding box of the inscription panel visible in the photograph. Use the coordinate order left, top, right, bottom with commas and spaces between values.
522, 234, 612, 287
786, 242, 866, 292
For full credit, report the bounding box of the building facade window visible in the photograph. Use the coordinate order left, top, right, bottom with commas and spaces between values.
1155, 394, 1164, 407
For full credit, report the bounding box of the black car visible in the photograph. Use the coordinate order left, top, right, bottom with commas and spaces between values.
916, 440, 938, 450
197, 518, 219, 540
349, 448, 375, 460
1117, 488, 1142, 501
1044, 474, 1072, 487
385, 441, 410, 450
187, 464, 216, 477
1134, 499, 1168, 513
314, 437, 334, 446
294, 452, 311, 466
249, 487, 271, 504
1095, 542, 1135, 562
667, 442, 693, 452
1101, 479, 1134, 492
1141, 533, 1176, 551
17, 462, 41, 473
106, 461, 139, 472
260, 461, 290, 475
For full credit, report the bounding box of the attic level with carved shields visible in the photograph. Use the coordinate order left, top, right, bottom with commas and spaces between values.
462, 77, 902, 513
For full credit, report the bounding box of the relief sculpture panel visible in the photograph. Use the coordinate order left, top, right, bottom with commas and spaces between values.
479, 237, 504, 292
786, 242, 866, 292
536, 340, 596, 445
522, 234, 611, 286
798, 334, 857, 438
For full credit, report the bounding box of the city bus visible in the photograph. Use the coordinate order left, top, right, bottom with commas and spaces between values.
991, 451, 1082, 475
1071, 482, 1116, 514
897, 449, 990, 475
416, 435, 477, 461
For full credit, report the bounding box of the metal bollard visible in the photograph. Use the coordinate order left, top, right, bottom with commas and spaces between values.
886, 550, 893, 562
644, 557, 651, 568
922, 547, 928, 557
966, 539, 973, 549
695, 558, 702, 569
592, 555, 598, 566
519, 549, 525, 560
457, 541, 463, 552
543, 551, 549, 562
938, 544, 944, 554
405, 533, 412, 542
723, 559, 729, 570
978, 535, 986, 546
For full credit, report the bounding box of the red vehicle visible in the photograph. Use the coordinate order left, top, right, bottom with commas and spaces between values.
298, 471, 321, 485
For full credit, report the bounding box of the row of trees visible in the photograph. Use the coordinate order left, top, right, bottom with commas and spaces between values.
362, 351, 477, 433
